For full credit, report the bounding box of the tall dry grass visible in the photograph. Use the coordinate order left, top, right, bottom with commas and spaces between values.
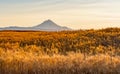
0, 49, 120, 74
0, 28, 120, 74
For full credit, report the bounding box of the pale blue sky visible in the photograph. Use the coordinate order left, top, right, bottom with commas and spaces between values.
0, 0, 120, 29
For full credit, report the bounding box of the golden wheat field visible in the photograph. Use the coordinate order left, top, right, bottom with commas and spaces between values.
0, 28, 120, 74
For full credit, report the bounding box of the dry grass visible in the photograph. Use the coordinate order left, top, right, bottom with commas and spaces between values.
0, 28, 120, 74
0, 50, 120, 74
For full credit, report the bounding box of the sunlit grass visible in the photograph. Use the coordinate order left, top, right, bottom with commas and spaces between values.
0, 28, 120, 74
0, 49, 120, 74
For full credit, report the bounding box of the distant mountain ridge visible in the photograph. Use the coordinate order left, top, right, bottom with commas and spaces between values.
0, 20, 71, 31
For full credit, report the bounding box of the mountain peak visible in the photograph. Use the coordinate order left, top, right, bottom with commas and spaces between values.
45, 19, 53, 22
35, 19, 60, 28
0, 20, 71, 31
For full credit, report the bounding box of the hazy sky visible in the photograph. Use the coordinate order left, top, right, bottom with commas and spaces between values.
0, 0, 120, 29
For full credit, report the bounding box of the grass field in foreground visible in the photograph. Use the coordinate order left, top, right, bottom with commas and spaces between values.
0, 51, 120, 74
0, 28, 120, 74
